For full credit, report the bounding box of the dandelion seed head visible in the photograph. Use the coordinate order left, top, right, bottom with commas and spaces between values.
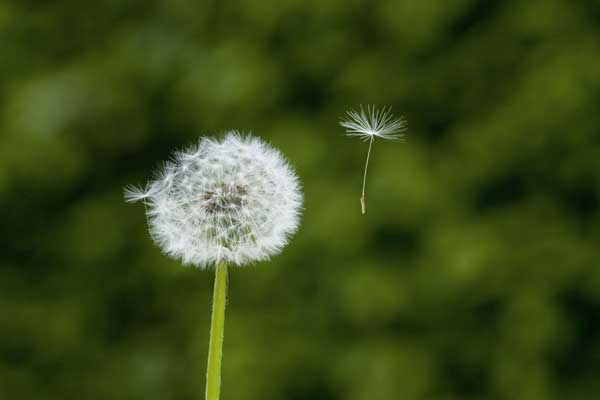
125, 132, 303, 268
340, 105, 406, 141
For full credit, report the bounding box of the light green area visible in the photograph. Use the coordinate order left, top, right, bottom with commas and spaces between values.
206, 262, 228, 400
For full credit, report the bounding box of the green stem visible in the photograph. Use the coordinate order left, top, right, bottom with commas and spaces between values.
206, 261, 228, 400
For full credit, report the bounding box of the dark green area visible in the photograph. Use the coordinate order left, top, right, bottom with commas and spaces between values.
2, 1, 600, 399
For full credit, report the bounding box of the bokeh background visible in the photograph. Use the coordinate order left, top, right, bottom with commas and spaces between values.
2, 1, 600, 399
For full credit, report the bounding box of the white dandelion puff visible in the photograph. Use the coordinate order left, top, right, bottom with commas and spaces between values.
124, 183, 152, 203
340, 105, 406, 214
340, 104, 406, 141
125, 131, 303, 268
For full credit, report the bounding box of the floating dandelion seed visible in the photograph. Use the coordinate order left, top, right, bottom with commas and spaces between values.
340, 105, 406, 214
125, 132, 303, 400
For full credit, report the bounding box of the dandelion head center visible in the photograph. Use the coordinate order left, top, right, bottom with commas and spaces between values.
200, 184, 249, 214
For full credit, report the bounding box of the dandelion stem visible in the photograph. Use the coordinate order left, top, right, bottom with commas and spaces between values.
206, 261, 228, 400
361, 136, 375, 215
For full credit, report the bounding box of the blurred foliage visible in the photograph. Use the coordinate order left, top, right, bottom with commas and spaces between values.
2, 0, 600, 399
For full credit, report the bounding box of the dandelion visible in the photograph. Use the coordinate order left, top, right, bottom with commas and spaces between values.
340, 105, 406, 214
125, 132, 303, 400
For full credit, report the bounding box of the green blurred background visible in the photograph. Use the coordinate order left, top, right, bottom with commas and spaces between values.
2, 0, 600, 399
